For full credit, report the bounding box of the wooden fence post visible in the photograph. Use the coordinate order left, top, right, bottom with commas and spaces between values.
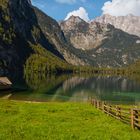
94, 100, 97, 108
104, 102, 107, 112
131, 109, 134, 130
102, 101, 105, 112
134, 110, 139, 130
98, 101, 101, 109
92, 99, 94, 107
105, 105, 109, 116
97, 100, 99, 109
116, 105, 118, 117
95, 100, 97, 108
90, 97, 92, 105
92, 99, 94, 106
94, 99, 96, 107
118, 107, 121, 119
109, 105, 112, 113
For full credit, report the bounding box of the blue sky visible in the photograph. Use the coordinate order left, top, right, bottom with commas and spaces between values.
32, 0, 140, 21
32, 0, 107, 21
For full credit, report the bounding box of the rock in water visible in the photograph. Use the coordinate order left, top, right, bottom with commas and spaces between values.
0, 77, 12, 90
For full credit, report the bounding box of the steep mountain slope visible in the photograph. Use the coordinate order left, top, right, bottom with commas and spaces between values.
0, 0, 91, 77
33, 7, 90, 66
95, 14, 140, 37
60, 16, 140, 67
0, 0, 68, 76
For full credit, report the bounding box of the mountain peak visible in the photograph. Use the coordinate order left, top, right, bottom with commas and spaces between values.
60, 15, 89, 32
126, 14, 134, 17
94, 14, 140, 37
66, 15, 86, 23
95, 14, 140, 21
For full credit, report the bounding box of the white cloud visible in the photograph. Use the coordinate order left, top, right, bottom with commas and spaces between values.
65, 7, 89, 21
102, 0, 140, 16
55, 0, 76, 4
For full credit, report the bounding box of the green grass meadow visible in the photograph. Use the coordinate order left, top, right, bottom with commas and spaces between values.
0, 100, 140, 140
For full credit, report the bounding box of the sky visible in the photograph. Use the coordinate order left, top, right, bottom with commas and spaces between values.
32, 0, 140, 22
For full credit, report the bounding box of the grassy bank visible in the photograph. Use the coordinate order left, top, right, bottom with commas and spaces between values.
0, 100, 140, 140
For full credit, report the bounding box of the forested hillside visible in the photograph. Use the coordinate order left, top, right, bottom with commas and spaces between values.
0, 0, 83, 77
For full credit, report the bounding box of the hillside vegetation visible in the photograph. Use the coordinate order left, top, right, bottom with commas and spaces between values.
128, 60, 140, 73
24, 44, 74, 73
0, 0, 80, 76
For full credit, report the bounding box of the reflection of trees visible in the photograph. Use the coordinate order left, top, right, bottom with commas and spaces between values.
60, 75, 140, 103
62, 76, 88, 91
3, 72, 74, 102
24, 70, 71, 92
1, 72, 140, 104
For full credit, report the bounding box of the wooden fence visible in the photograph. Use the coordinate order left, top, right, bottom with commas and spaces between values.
91, 99, 140, 130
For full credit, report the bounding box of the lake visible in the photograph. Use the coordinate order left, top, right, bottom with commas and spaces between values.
0, 73, 140, 105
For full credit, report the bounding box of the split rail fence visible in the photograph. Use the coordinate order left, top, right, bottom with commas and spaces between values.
91, 99, 140, 130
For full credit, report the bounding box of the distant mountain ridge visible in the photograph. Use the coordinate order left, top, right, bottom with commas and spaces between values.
94, 14, 140, 37
0, 0, 140, 78
60, 16, 140, 67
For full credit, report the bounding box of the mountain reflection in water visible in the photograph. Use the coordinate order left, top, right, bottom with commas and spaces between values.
1, 73, 140, 105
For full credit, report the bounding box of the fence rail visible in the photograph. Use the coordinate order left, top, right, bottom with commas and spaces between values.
91, 99, 140, 130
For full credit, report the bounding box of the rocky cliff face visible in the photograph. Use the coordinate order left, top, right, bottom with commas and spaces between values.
60, 16, 140, 67
0, 0, 67, 76
33, 8, 88, 66
60, 16, 116, 50
0, 0, 89, 76
95, 14, 140, 37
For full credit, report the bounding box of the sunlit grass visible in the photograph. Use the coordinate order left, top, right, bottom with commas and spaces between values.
0, 100, 140, 140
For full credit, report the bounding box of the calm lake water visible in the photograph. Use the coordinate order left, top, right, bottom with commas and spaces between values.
1, 74, 140, 105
